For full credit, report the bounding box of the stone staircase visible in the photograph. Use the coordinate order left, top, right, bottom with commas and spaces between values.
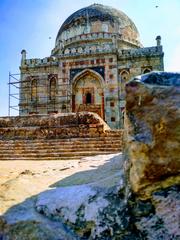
0, 131, 122, 160
0, 113, 123, 160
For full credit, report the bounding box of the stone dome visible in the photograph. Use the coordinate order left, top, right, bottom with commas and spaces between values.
55, 4, 141, 47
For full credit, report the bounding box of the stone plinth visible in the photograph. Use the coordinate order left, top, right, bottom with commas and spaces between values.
0, 112, 110, 140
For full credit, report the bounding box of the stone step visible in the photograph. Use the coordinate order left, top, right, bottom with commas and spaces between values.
0, 143, 121, 149
0, 142, 121, 150
0, 129, 122, 134
0, 136, 121, 143
0, 144, 121, 150
0, 131, 122, 160
0, 154, 110, 161
0, 148, 121, 155
0, 139, 122, 145
96, 131, 122, 135
0, 157, 83, 161
0, 151, 120, 160
0, 139, 121, 142
0, 150, 119, 156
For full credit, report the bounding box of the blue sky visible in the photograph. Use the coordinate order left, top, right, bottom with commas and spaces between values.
0, 0, 180, 116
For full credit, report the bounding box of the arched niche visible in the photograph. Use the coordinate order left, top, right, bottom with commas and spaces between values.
72, 69, 104, 119
119, 70, 130, 97
143, 68, 152, 74
48, 74, 58, 101
49, 78, 56, 100
31, 78, 37, 101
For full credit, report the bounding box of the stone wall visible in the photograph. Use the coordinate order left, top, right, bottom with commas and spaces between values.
0, 112, 113, 140
20, 31, 163, 129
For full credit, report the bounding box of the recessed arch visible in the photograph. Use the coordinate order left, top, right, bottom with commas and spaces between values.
49, 77, 56, 100
143, 68, 152, 74
72, 69, 104, 90
31, 78, 37, 101
120, 70, 130, 82
119, 70, 130, 99
72, 69, 104, 119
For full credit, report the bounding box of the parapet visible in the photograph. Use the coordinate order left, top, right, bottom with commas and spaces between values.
118, 46, 163, 59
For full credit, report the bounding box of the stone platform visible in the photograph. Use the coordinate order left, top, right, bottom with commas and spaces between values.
0, 112, 123, 160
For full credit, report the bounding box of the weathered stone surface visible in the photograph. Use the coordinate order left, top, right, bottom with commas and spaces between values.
35, 154, 139, 239
0, 112, 123, 160
135, 185, 180, 240
0, 219, 63, 240
35, 169, 180, 239
125, 71, 180, 198
0, 112, 110, 140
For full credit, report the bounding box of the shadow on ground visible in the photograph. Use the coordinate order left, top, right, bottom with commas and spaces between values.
0, 153, 123, 240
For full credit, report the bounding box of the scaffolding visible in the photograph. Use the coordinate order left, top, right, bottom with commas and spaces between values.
8, 72, 20, 116
8, 72, 72, 116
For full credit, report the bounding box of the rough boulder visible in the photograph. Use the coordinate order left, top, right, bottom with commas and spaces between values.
125, 71, 180, 198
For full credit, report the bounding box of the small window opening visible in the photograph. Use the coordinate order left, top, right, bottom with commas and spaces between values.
111, 117, 116, 122
62, 104, 66, 110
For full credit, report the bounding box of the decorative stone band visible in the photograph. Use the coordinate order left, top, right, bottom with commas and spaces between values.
21, 49, 116, 68
52, 32, 142, 55
21, 46, 163, 69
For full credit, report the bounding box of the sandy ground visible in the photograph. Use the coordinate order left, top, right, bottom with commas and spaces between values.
0, 153, 122, 216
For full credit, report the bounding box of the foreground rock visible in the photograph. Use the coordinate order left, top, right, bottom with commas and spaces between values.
36, 183, 127, 239
2, 181, 179, 239
125, 72, 180, 198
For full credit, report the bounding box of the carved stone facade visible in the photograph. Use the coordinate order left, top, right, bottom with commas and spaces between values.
19, 4, 164, 128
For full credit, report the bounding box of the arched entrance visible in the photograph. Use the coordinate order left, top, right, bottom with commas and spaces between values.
72, 70, 104, 119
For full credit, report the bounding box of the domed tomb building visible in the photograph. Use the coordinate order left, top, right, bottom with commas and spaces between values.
19, 4, 164, 128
